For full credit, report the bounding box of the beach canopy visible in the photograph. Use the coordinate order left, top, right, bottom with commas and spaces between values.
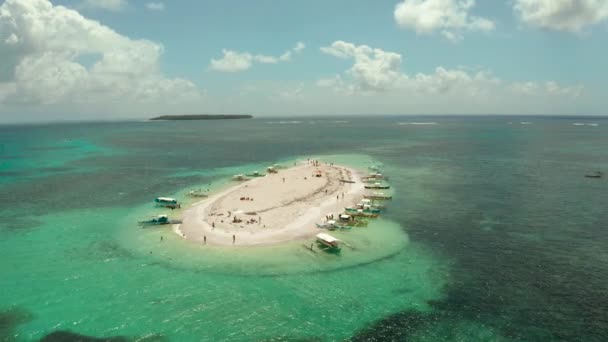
340, 214, 350, 219
316, 233, 339, 243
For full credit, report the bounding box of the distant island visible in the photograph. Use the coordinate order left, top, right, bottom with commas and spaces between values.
150, 114, 253, 121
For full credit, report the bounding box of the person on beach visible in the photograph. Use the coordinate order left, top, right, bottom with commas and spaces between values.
282, 177, 285, 183
204, 236, 207, 244
232, 234, 236, 244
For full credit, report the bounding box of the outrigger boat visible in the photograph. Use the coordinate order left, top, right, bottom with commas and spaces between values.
316, 220, 351, 231
585, 171, 603, 178
155, 197, 181, 209
362, 173, 389, 181
345, 206, 381, 214
348, 210, 379, 218
364, 182, 390, 190
232, 174, 249, 181
315, 233, 342, 253
337, 214, 368, 227
139, 215, 181, 227
246, 171, 265, 177
364, 192, 393, 200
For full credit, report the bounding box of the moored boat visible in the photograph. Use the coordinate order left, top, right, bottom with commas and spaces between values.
316, 220, 351, 231
364, 192, 392, 200
345, 206, 381, 214
155, 197, 181, 208
246, 171, 265, 177
315, 233, 342, 253
364, 182, 390, 190
232, 174, 249, 181
138, 215, 181, 226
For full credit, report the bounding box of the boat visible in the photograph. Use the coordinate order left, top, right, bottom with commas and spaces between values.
138, 215, 181, 226
155, 197, 181, 208
585, 171, 603, 178
232, 174, 249, 181
266, 166, 279, 174
246, 171, 265, 177
316, 220, 351, 231
364, 182, 390, 190
345, 206, 381, 214
348, 210, 379, 218
315, 233, 342, 253
339, 179, 356, 184
187, 189, 208, 198
364, 192, 392, 200
362, 173, 388, 181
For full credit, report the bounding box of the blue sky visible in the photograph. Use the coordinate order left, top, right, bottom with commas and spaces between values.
0, 0, 607, 122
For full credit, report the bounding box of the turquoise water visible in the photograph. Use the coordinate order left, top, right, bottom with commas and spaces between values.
1, 116, 607, 341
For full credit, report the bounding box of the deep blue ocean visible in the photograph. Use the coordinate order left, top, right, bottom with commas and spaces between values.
1, 116, 607, 341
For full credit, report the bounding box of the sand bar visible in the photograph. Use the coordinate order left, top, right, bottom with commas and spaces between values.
175, 162, 365, 246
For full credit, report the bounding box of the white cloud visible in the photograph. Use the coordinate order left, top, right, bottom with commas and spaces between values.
320, 41, 404, 92
0, 0, 201, 107
514, 0, 608, 32
209, 42, 305, 72
394, 0, 494, 41
81, 0, 127, 12
319, 40, 583, 102
145, 2, 165, 11
511, 81, 583, 97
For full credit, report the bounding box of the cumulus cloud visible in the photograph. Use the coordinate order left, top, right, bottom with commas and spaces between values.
209, 42, 305, 72
514, 0, 608, 32
511, 81, 584, 97
81, 0, 127, 12
319, 40, 583, 101
320, 41, 404, 92
145, 2, 164, 11
394, 0, 494, 41
0, 0, 200, 106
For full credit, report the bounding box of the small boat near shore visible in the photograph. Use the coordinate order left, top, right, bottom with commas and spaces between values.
232, 174, 249, 181
339, 179, 356, 184
345, 206, 381, 214
246, 171, 265, 177
315, 233, 342, 253
139, 215, 182, 227
364, 193, 392, 200
348, 210, 379, 218
316, 220, 351, 231
337, 214, 368, 227
155, 197, 181, 209
362, 173, 388, 181
364, 183, 390, 190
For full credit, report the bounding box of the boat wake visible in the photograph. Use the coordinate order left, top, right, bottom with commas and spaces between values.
398, 122, 438, 125
573, 123, 599, 127
267, 121, 302, 124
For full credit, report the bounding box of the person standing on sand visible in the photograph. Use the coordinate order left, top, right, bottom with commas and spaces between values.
233, 234, 236, 244
204, 236, 207, 244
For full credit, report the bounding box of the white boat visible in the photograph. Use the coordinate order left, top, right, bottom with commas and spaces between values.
316, 220, 351, 231
315, 233, 341, 252
232, 174, 249, 181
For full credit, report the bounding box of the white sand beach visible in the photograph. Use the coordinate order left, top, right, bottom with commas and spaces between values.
175, 161, 365, 246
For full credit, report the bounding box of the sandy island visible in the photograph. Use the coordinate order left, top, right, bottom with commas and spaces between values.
175, 161, 365, 246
